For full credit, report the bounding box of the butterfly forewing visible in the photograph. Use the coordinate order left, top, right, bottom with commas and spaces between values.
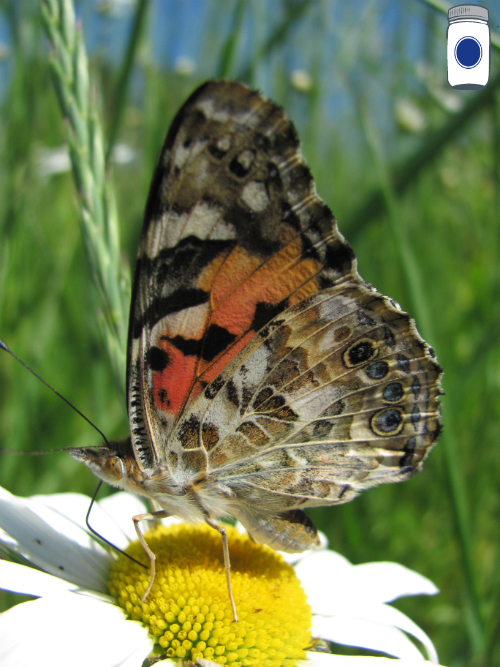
126, 81, 359, 476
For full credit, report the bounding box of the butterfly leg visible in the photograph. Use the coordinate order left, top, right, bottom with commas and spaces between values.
205, 517, 238, 623
133, 509, 170, 602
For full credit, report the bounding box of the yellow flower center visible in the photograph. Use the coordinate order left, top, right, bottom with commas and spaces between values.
108, 523, 312, 667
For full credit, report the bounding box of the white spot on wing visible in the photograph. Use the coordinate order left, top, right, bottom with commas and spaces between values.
241, 181, 269, 212
237, 150, 254, 170
173, 144, 191, 169
208, 219, 237, 241
152, 302, 210, 340
197, 99, 261, 128
197, 99, 227, 123
145, 210, 188, 257
183, 200, 222, 239
146, 200, 235, 258
241, 345, 271, 389
217, 136, 231, 152
173, 138, 205, 169
164, 210, 189, 248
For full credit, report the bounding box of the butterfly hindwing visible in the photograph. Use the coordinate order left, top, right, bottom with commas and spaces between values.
169, 281, 441, 544
127, 80, 358, 474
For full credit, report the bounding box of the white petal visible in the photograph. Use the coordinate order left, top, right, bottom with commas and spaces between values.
0, 490, 111, 591
349, 563, 439, 602
30, 491, 135, 552
0, 525, 16, 549
29, 492, 96, 525
301, 652, 442, 666
0, 593, 153, 667
298, 654, 335, 667
0, 561, 77, 596
34, 491, 161, 552
196, 659, 224, 667
296, 551, 437, 612
320, 603, 438, 664
97, 492, 148, 543
0, 561, 113, 603
312, 615, 424, 661
295, 550, 354, 608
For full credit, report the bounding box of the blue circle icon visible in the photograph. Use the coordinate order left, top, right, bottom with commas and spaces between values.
454, 36, 482, 69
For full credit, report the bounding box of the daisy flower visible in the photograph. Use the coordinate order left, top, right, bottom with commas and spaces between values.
0, 485, 441, 667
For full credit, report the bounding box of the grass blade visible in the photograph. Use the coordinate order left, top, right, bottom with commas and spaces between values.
40, 0, 130, 394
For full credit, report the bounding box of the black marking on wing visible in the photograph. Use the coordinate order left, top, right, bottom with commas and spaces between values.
324, 241, 356, 276
168, 336, 202, 357
251, 299, 288, 332
147, 346, 170, 371
223, 202, 281, 256
202, 325, 237, 362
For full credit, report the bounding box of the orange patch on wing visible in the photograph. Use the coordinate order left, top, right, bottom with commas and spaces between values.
167, 239, 323, 412
152, 340, 198, 416
196, 254, 229, 292
208, 238, 321, 336
289, 279, 323, 305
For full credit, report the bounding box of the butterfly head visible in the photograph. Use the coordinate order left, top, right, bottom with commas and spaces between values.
68, 437, 135, 490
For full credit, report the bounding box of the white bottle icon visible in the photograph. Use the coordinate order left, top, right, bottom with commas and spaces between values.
447, 5, 490, 90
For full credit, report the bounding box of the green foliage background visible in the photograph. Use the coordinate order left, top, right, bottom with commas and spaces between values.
0, 1, 499, 666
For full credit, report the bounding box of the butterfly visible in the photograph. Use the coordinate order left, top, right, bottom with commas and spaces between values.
69, 80, 442, 621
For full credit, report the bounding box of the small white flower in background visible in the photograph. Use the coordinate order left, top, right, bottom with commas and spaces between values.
36, 143, 136, 176
0, 486, 442, 667
113, 143, 137, 165
395, 98, 427, 134
430, 86, 463, 113
174, 56, 196, 76
36, 146, 71, 176
291, 69, 313, 92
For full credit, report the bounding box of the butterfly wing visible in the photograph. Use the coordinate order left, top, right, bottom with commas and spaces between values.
71, 81, 442, 555
127, 80, 357, 474
134, 81, 443, 551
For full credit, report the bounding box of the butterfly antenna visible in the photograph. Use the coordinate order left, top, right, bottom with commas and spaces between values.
86, 481, 147, 569
0, 339, 109, 447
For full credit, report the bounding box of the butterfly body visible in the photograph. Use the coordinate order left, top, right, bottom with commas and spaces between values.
69, 81, 442, 607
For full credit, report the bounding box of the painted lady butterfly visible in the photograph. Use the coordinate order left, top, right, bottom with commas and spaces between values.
70, 81, 442, 620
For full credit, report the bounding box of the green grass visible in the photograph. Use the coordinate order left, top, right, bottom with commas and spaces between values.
1, 1, 499, 665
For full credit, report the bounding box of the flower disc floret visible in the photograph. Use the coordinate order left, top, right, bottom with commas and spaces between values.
108, 523, 311, 667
